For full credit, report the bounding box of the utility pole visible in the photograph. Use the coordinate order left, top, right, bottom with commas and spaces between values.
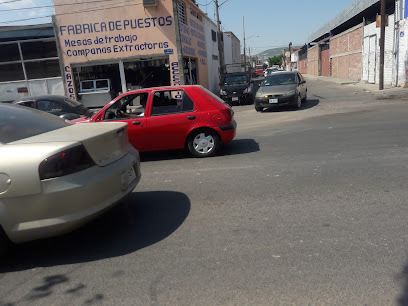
243, 16, 247, 73
288, 42, 292, 71
379, 0, 386, 90
214, 0, 225, 81
248, 46, 251, 68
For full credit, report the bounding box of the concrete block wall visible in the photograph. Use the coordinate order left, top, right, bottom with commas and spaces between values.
307, 45, 319, 75
298, 59, 307, 74
362, 14, 396, 85
330, 25, 363, 80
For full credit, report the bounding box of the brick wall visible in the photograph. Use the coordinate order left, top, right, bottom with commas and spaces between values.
330, 25, 363, 80
298, 59, 307, 74
307, 46, 319, 76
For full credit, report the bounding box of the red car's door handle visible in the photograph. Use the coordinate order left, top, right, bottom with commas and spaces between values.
132, 121, 142, 126
187, 115, 196, 120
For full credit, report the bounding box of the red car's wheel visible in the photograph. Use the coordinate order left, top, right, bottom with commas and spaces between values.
187, 129, 220, 158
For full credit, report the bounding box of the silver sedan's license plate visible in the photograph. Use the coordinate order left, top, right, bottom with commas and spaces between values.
269, 98, 278, 104
232, 97, 239, 101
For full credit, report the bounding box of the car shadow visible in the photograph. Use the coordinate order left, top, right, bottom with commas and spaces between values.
0, 191, 190, 272
262, 98, 320, 113
217, 138, 260, 156
140, 149, 193, 162
398, 258, 408, 305
140, 139, 260, 162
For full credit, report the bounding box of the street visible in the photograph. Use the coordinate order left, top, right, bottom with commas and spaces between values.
1, 78, 408, 305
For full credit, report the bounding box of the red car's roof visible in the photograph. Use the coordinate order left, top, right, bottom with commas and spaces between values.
124, 85, 204, 95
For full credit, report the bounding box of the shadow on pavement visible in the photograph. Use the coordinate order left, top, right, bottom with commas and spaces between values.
398, 259, 408, 305
140, 149, 193, 162
262, 98, 320, 113
0, 191, 190, 272
218, 138, 260, 156
140, 138, 259, 162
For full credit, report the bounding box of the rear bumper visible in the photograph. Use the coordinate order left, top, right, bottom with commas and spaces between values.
1, 148, 141, 244
215, 120, 236, 144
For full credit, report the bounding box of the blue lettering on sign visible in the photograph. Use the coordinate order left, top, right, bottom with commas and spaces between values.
405, 0, 408, 19
182, 46, 196, 56
171, 62, 181, 86
59, 16, 173, 36
64, 39, 169, 57
164, 49, 174, 55
64, 65, 76, 99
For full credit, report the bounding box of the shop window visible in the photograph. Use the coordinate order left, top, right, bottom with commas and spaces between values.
183, 58, 197, 85
151, 90, 194, 116
25, 59, 60, 80
80, 79, 111, 92
21, 40, 58, 60
178, 2, 187, 24
212, 30, 217, 42
124, 58, 170, 89
190, 8, 202, 21
0, 63, 25, 82
0, 43, 20, 62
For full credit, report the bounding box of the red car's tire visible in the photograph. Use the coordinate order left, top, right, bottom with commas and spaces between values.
187, 129, 220, 158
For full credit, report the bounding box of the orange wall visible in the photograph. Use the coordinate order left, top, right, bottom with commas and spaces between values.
330, 26, 362, 80
178, 1, 209, 88
307, 46, 319, 76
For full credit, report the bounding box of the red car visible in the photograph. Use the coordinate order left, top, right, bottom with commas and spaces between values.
74, 85, 236, 157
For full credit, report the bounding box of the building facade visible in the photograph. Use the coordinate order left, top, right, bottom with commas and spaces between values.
52, 0, 219, 107
307, 0, 408, 87
0, 24, 64, 102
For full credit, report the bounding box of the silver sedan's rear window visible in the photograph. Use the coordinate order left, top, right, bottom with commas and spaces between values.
0, 104, 69, 144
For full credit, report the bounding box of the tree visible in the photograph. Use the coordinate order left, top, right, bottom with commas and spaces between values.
268, 55, 282, 67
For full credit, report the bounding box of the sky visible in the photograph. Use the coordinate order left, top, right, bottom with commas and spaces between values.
0, 0, 357, 54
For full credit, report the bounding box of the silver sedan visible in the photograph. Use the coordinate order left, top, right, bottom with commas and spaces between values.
0, 104, 141, 254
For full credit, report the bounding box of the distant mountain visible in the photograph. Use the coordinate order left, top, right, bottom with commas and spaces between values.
256, 46, 302, 62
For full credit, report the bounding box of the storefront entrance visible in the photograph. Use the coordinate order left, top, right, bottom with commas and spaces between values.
73, 57, 171, 108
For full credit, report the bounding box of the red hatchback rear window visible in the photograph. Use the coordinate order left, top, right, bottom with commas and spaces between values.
196, 87, 232, 109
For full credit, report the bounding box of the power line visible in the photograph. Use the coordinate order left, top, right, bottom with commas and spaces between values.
0, 0, 120, 12
0, 0, 22, 4
0, 0, 142, 25
196, 0, 213, 7
219, 0, 230, 7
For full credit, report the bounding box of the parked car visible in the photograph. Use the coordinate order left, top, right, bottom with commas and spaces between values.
220, 72, 254, 106
254, 64, 264, 78
254, 71, 307, 112
264, 67, 279, 77
74, 85, 237, 158
0, 104, 141, 254
13, 95, 95, 120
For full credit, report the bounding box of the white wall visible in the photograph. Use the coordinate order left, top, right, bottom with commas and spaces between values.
0, 77, 64, 102
362, 13, 396, 85
396, 18, 408, 86
204, 18, 220, 94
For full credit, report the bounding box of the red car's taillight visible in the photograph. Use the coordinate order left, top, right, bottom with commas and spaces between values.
220, 108, 233, 123
39, 144, 95, 180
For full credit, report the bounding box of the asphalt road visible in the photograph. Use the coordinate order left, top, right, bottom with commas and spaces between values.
1, 78, 408, 305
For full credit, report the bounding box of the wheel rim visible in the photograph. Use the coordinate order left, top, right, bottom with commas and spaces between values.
297, 95, 301, 108
193, 133, 215, 154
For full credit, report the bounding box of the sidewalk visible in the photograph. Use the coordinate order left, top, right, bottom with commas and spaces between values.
303, 74, 408, 101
